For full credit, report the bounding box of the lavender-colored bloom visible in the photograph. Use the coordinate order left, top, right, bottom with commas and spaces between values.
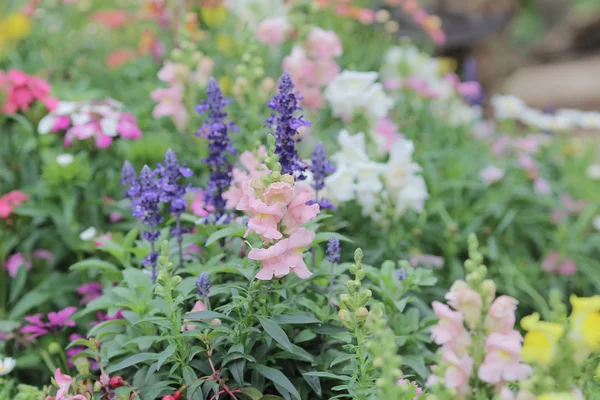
121, 161, 136, 188
196, 77, 238, 219
76, 282, 103, 305
309, 142, 336, 208
155, 149, 193, 267
310, 142, 335, 191
326, 235, 341, 263
196, 272, 211, 297
21, 307, 77, 340
462, 56, 485, 106
128, 165, 162, 273
396, 267, 406, 281
265, 72, 311, 179
317, 198, 337, 210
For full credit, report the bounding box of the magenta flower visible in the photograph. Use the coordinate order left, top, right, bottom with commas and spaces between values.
66, 334, 98, 369
3, 253, 32, 278
21, 307, 77, 340
93, 310, 124, 326
76, 283, 103, 305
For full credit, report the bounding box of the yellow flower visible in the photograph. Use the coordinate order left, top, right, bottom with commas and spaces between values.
201, 6, 228, 28
0, 13, 32, 41
218, 76, 233, 95
437, 57, 457, 74
569, 295, 600, 362
520, 313, 565, 365
215, 33, 235, 56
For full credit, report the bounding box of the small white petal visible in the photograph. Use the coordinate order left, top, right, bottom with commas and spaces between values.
100, 117, 119, 137
72, 113, 91, 126
80, 226, 97, 241
38, 114, 56, 135
56, 154, 74, 167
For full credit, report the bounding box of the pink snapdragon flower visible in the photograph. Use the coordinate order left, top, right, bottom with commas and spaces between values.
430, 301, 470, 352
22, 307, 77, 340
280, 184, 320, 233
157, 61, 191, 86
445, 280, 483, 329
245, 199, 285, 240
533, 177, 551, 194
0, 69, 58, 114
440, 348, 472, 394
486, 295, 518, 334
257, 17, 291, 45
190, 190, 215, 217
3, 253, 32, 277
306, 28, 343, 59
151, 85, 189, 131
478, 331, 532, 384
248, 228, 315, 280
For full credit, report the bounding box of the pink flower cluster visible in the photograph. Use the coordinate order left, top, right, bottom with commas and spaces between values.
552, 193, 586, 224
38, 99, 142, 149
283, 27, 342, 110
0, 69, 58, 114
542, 251, 576, 276
0, 190, 29, 219
257, 17, 291, 46
428, 282, 531, 397
151, 57, 214, 131
226, 152, 320, 280
487, 134, 551, 195
22, 307, 77, 340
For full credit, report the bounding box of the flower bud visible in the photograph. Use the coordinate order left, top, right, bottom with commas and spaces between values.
48, 342, 62, 355
481, 279, 496, 300
355, 269, 365, 280
354, 248, 363, 263
110, 376, 124, 388
338, 309, 351, 323
172, 275, 182, 285
355, 307, 369, 322
339, 294, 350, 303
93, 381, 103, 392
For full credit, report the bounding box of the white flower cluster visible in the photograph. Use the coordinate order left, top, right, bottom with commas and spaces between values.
324, 71, 394, 121
492, 95, 600, 131
325, 130, 428, 221
381, 45, 440, 86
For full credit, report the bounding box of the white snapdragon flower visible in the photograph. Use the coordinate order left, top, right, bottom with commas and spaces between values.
394, 174, 429, 217
324, 166, 356, 203
0, 357, 16, 375
491, 95, 527, 120
324, 71, 393, 121
332, 130, 369, 164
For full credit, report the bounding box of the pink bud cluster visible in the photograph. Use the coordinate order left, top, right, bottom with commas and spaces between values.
428, 280, 531, 397
38, 99, 142, 149
283, 27, 343, 110
0, 69, 58, 114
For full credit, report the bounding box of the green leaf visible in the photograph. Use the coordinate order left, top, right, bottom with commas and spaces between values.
239, 388, 263, 400
301, 372, 351, 381
9, 265, 28, 304
183, 310, 232, 322
330, 354, 354, 368
0, 320, 21, 333
258, 316, 292, 352
69, 259, 122, 281
252, 364, 301, 400
271, 313, 321, 325
156, 344, 177, 370
205, 225, 246, 246
106, 353, 159, 374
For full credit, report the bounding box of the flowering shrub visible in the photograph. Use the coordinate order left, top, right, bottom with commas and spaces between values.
1, 1, 599, 400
